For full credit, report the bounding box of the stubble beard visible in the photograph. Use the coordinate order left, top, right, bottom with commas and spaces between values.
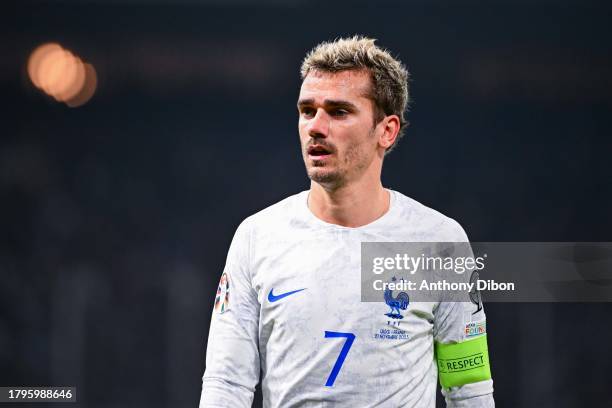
304, 129, 375, 191
307, 163, 346, 190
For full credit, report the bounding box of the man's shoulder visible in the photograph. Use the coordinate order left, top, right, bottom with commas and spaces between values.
390, 190, 469, 242
239, 190, 308, 232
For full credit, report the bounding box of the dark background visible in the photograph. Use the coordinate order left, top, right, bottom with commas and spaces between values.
2, 1, 611, 407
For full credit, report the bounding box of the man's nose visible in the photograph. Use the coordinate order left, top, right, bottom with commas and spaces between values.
307, 109, 329, 138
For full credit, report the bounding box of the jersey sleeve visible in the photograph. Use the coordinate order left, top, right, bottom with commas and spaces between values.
433, 221, 495, 408
200, 219, 261, 408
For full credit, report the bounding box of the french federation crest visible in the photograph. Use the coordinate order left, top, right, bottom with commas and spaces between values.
214, 272, 230, 314
384, 277, 410, 319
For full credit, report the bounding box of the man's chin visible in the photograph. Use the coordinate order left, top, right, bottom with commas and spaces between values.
307, 169, 345, 188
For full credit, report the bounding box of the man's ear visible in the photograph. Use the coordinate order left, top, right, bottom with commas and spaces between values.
378, 115, 401, 150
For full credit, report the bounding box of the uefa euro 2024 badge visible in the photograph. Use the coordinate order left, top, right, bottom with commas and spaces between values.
214, 272, 230, 314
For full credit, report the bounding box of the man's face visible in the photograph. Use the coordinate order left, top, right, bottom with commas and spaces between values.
297, 69, 382, 189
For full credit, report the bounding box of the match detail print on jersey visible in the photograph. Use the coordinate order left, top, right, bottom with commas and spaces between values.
435, 334, 491, 388
267, 288, 306, 303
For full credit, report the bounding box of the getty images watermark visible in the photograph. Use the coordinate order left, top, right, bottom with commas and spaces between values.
361, 242, 612, 303
371, 251, 513, 292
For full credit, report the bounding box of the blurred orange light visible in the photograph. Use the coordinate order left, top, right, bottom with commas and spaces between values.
37, 48, 70, 94
27, 43, 62, 88
27, 42, 97, 107
65, 63, 97, 108
56, 55, 86, 102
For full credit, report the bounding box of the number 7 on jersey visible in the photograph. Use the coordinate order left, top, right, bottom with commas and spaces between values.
324, 331, 356, 387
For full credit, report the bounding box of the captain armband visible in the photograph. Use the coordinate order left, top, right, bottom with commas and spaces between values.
435, 334, 491, 388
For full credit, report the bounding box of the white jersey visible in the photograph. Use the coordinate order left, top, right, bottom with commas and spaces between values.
200, 190, 494, 408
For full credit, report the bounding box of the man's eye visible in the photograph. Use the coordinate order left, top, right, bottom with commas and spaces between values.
301, 108, 315, 117
331, 109, 348, 117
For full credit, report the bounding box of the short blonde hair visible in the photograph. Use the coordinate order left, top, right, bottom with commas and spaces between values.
300, 36, 410, 152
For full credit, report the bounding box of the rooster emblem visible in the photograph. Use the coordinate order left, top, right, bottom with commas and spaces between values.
384, 277, 410, 319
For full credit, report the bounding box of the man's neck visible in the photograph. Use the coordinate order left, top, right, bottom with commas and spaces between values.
308, 180, 390, 228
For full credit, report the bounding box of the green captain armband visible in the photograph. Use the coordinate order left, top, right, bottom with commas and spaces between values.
435, 334, 491, 388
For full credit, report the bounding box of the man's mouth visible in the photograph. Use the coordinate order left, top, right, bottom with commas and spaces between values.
307, 145, 333, 160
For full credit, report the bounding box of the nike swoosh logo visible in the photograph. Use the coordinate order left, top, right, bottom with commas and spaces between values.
268, 288, 306, 303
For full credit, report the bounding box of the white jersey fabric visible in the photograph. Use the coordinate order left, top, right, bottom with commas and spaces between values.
200, 189, 494, 407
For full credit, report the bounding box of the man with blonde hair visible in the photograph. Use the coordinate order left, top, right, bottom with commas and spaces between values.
200, 36, 494, 407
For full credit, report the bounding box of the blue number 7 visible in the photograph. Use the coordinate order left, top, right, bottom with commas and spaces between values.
324, 331, 356, 387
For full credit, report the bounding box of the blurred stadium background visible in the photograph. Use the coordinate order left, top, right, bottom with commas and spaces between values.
2, 0, 612, 407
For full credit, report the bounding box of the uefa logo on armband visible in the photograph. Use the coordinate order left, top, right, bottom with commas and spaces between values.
214, 272, 230, 314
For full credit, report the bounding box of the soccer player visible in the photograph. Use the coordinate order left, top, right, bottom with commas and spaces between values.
200, 36, 494, 407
